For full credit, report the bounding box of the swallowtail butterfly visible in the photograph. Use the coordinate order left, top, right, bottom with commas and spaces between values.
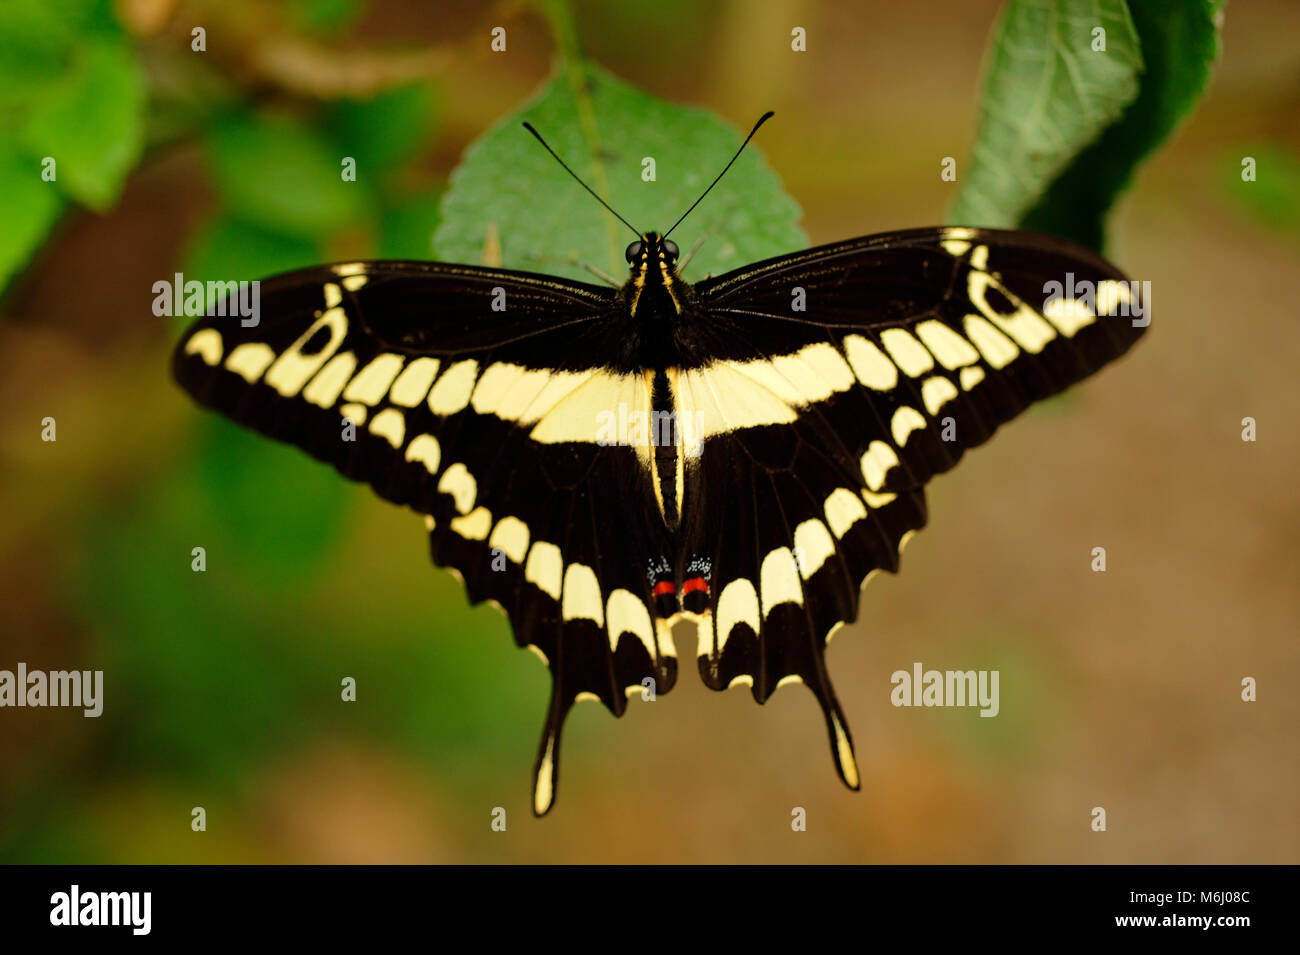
174, 113, 1146, 814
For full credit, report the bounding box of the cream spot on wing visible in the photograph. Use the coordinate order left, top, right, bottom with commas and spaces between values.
739, 342, 855, 404
655, 617, 677, 659
339, 402, 367, 426
891, 406, 927, 445
449, 506, 491, 541
534, 736, 555, 816
941, 239, 971, 257
832, 711, 860, 788
694, 609, 715, 659
606, 588, 655, 655
527, 644, 549, 666
574, 691, 600, 703
798, 342, 857, 390
304, 352, 357, 407
341, 275, 367, 292
333, 263, 366, 277
471, 363, 528, 415
437, 463, 476, 514
368, 407, 405, 447
678, 363, 797, 439
488, 516, 529, 564
760, 547, 803, 617
729, 359, 800, 404
843, 335, 898, 391
916, 319, 980, 369
793, 519, 836, 579
524, 541, 563, 601
921, 375, 959, 415
225, 342, 276, 382
344, 354, 405, 405
324, 282, 342, 309
561, 563, 604, 625
716, 579, 759, 655
428, 360, 479, 416
530, 372, 639, 444
491, 367, 586, 421
862, 489, 897, 508
388, 357, 441, 407
963, 314, 1020, 369
727, 674, 754, 689
879, 328, 935, 377
860, 440, 900, 491
824, 488, 868, 538
1043, 294, 1097, 336
404, 434, 441, 474
776, 674, 803, 689
265, 307, 347, 396
423, 514, 435, 531
968, 265, 1056, 353
959, 366, 986, 390
471, 363, 592, 423
185, 329, 223, 365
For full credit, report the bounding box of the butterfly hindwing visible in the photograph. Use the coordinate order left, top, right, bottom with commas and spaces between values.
678, 227, 1145, 783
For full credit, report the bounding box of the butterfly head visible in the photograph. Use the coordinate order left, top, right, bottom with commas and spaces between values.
625, 232, 680, 273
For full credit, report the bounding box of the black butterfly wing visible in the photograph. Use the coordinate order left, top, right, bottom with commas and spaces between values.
679, 227, 1146, 788
173, 261, 677, 814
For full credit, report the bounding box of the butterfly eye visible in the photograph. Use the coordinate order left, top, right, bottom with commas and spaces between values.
625, 241, 644, 263
663, 239, 680, 260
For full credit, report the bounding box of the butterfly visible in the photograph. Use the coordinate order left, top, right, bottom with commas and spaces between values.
174, 112, 1147, 814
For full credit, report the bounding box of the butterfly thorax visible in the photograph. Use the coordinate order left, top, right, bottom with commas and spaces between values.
615, 231, 702, 371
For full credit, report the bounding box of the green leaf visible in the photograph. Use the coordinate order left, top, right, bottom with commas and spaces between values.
328, 82, 437, 175
950, 0, 1142, 230
19, 39, 145, 210
0, 3, 75, 110
1020, 0, 1224, 248
206, 111, 373, 240
434, 61, 806, 282
0, 141, 64, 293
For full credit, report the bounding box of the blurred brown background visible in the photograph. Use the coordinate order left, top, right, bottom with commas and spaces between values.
0, 0, 1296, 863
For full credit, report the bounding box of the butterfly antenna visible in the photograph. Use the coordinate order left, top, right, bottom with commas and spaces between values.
663, 110, 774, 240
522, 122, 641, 237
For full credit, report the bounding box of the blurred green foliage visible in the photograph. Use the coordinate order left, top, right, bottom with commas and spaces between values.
1224, 145, 1300, 238
0, 0, 145, 286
